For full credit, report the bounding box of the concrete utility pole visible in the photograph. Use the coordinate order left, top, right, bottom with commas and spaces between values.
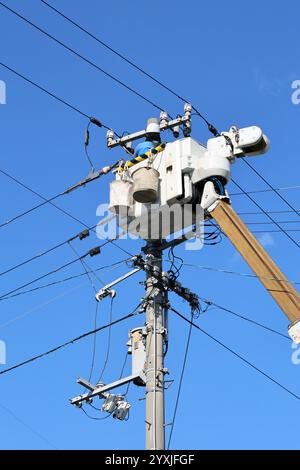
144, 241, 167, 450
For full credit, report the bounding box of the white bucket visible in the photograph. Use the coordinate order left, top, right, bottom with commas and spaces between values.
132, 167, 160, 204
109, 180, 133, 214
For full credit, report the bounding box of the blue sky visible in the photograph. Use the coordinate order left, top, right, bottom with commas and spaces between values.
0, 0, 300, 450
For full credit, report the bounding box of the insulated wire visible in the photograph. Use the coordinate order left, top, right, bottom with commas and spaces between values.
0, 3, 164, 112
170, 307, 300, 403
199, 298, 290, 340
0, 308, 141, 376
241, 158, 300, 219
97, 296, 115, 382
167, 308, 194, 450
232, 178, 300, 250
0, 258, 130, 301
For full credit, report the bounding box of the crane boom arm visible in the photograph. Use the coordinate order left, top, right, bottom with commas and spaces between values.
209, 199, 300, 333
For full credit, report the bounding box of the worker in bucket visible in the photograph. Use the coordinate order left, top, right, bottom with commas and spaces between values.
134, 118, 161, 157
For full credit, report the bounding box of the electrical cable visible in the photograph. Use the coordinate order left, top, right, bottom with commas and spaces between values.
39, 0, 219, 136
239, 209, 300, 216
0, 167, 133, 258
231, 185, 300, 197
170, 307, 300, 403
118, 350, 129, 380
199, 298, 290, 340
87, 301, 100, 383
0, 245, 103, 300
84, 121, 96, 171
0, 61, 90, 119
0, 259, 129, 301
0, 167, 88, 229
241, 159, 300, 219
68, 241, 105, 290
0, 307, 141, 376
97, 296, 115, 382
167, 308, 194, 450
80, 407, 111, 421
0, 225, 96, 278
0, 3, 164, 113
170, 261, 300, 285
0, 402, 58, 449
232, 178, 300, 250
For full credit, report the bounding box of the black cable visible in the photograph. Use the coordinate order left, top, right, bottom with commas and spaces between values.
232, 178, 300, 250
200, 299, 290, 340
0, 402, 58, 449
0, 61, 90, 119
118, 351, 129, 380
97, 296, 115, 382
0, 258, 129, 301
0, 168, 87, 229
241, 159, 300, 219
167, 308, 193, 450
87, 301, 100, 383
239, 209, 300, 216
0, 245, 102, 300
252, 229, 300, 233
0, 308, 140, 376
245, 220, 300, 226
80, 407, 111, 421
0, 3, 164, 113
84, 121, 96, 171
170, 307, 300, 403
39, 0, 220, 136
0, 225, 97, 278
177, 261, 300, 285
231, 185, 300, 197
68, 241, 105, 291
0, 167, 133, 258
0, 256, 82, 300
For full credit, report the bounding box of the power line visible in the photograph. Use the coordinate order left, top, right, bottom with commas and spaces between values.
0, 259, 129, 301
232, 178, 300, 250
200, 298, 290, 340
0, 2, 164, 113
39, 0, 220, 135
252, 229, 300, 233
0, 306, 141, 376
0, 61, 90, 119
0, 225, 97, 278
97, 296, 115, 382
165, 260, 300, 285
231, 185, 300, 197
0, 245, 103, 300
0, 167, 133, 258
0, 402, 58, 449
167, 309, 193, 450
241, 159, 300, 219
170, 307, 300, 403
0, 168, 88, 229
238, 209, 300, 216
245, 220, 300, 226
87, 301, 100, 383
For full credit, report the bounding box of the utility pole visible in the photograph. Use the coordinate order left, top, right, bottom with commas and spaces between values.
70, 108, 300, 449
144, 241, 167, 450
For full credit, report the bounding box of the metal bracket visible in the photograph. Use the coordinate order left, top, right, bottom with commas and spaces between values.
107, 113, 192, 149
95, 268, 141, 302
70, 374, 144, 407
